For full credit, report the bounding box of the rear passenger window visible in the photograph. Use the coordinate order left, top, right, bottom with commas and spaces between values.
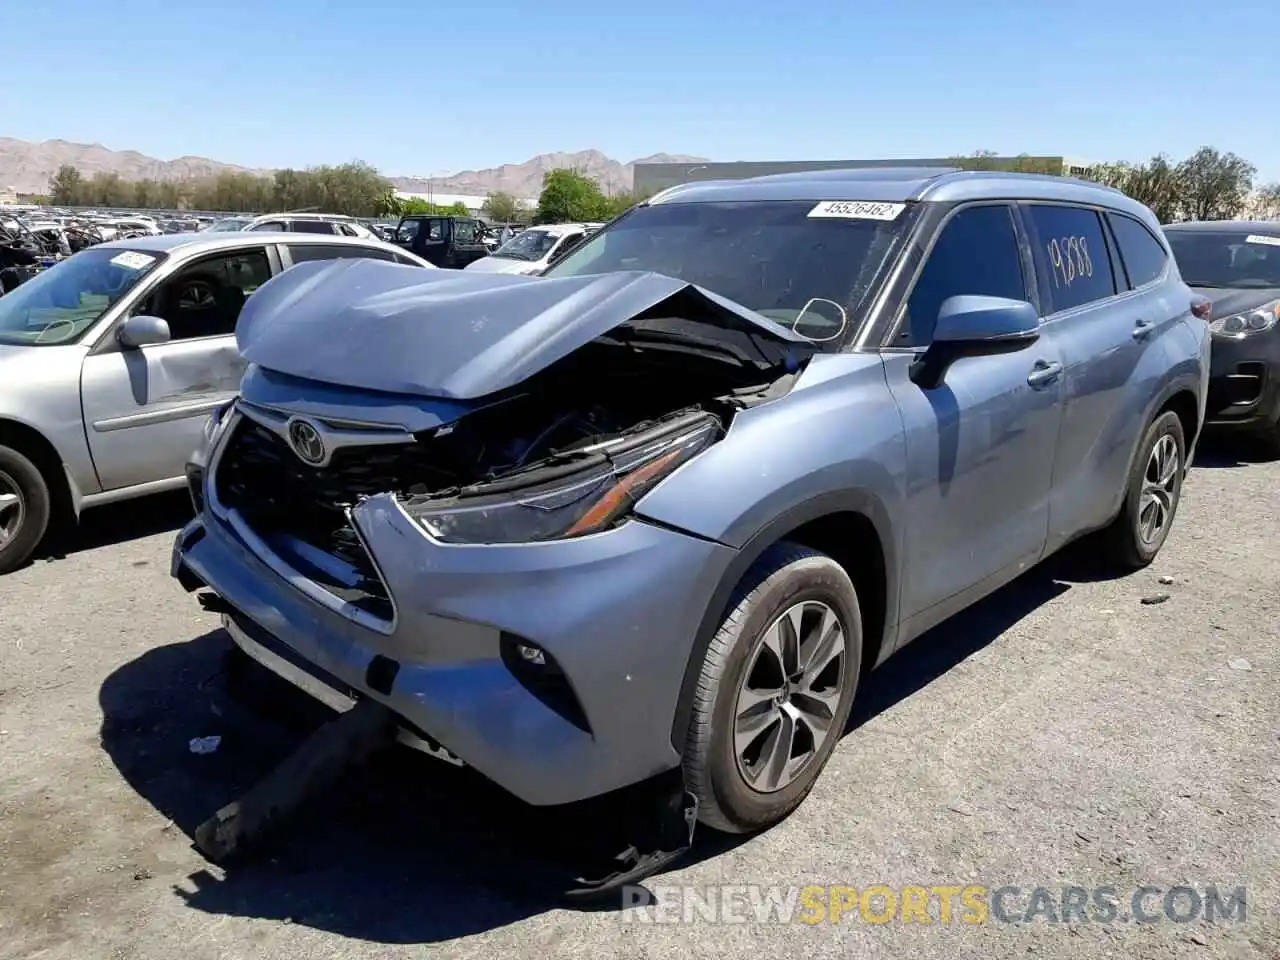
289, 220, 338, 235
1024, 205, 1117, 313
1107, 213, 1169, 288
287, 244, 396, 264
900, 204, 1025, 346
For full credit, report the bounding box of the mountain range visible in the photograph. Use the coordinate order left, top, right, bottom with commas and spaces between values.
0, 137, 707, 197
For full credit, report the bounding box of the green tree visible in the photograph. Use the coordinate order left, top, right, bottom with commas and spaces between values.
1254, 182, 1280, 220
48, 165, 84, 205
534, 168, 611, 223
395, 197, 471, 216
947, 151, 1064, 176
1176, 147, 1256, 222
1082, 155, 1183, 223
481, 191, 521, 223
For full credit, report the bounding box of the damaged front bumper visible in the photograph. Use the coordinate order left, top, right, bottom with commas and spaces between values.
172, 427, 737, 808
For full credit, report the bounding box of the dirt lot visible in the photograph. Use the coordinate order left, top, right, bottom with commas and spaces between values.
1, 441, 1277, 960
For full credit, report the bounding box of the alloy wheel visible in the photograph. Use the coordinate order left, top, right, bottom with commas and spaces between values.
0, 469, 24, 549
1138, 434, 1180, 545
733, 600, 847, 794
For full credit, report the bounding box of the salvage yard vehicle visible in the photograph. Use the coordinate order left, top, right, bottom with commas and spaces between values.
172, 168, 1209, 894
463, 221, 602, 276
0, 232, 435, 573
391, 213, 489, 268
1163, 220, 1280, 454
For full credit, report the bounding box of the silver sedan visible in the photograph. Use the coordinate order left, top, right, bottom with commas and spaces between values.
0, 231, 435, 572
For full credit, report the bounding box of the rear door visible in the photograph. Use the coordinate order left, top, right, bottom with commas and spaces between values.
79, 244, 277, 490
1021, 203, 1175, 545
884, 203, 1066, 629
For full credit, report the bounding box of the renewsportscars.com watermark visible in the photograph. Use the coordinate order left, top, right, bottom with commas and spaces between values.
619, 883, 1248, 926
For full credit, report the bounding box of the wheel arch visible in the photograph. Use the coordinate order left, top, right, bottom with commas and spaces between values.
669, 489, 899, 752
0, 418, 75, 522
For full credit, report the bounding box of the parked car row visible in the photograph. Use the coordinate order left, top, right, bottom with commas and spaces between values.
0, 230, 435, 572
4, 166, 1276, 898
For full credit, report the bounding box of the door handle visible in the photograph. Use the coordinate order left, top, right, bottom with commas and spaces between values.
1132, 318, 1154, 339
1027, 359, 1064, 389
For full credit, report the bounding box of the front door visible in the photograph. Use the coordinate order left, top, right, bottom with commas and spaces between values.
883, 203, 1066, 629
79, 246, 274, 490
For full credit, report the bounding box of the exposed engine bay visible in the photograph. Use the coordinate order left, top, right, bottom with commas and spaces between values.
215, 313, 810, 614
405, 313, 806, 494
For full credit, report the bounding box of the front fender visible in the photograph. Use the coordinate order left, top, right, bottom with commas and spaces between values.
633, 352, 909, 750
0, 346, 100, 507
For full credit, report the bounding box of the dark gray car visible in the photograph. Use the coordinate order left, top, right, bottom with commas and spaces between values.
173, 168, 1209, 885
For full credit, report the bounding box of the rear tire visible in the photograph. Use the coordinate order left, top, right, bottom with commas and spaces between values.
683, 542, 862, 834
0, 444, 51, 574
1098, 411, 1185, 570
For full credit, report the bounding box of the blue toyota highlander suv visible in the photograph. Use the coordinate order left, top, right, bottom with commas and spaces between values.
172, 168, 1209, 886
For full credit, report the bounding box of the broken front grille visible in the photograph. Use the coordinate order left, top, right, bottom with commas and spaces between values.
214, 416, 432, 622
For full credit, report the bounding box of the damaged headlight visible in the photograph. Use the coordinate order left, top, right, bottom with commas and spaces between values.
402, 414, 719, 544
185, 400, 235, 514
1211, 299, 1280, 337
191, 399, 235, 466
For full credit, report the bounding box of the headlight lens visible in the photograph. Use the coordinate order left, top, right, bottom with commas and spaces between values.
1211, 299, 1280, 337
402, 413, 720, 544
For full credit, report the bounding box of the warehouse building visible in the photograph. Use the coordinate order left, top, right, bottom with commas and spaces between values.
633, 156, 1094, 196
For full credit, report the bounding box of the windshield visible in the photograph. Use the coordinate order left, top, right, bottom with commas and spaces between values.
0, 247, 164, 346
492, 228, 558, 261
543, 200, 910, 346
206, 218, 250, 232
1166, 231, 1280, 289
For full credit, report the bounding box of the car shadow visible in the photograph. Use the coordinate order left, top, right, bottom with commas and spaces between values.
1191, 435, 1277, 469
37, 489, 192, 563
98, 561, 1084, 943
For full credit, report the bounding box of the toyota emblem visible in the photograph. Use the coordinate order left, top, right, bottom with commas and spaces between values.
287, 419, 326, 465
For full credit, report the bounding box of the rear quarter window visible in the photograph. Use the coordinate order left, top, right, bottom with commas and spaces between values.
1023, 205, 1118, 313
1106, 213, 1169, 288
287, 244, 397, 264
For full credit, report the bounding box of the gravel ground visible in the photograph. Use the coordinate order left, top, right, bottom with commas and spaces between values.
1, 442, 1277, 960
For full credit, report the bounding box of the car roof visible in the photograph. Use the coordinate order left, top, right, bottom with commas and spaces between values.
94, 232, 409, 256
1162, 220, 1280, 233
648, 167, 1152, 219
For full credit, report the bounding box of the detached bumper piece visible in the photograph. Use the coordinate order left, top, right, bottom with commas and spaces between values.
194, 698, 397, 863
555, 770, 698, 905
185, 600, 699, 903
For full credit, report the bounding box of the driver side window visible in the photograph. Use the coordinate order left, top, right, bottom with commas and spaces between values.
897, 204, 1026, 347
135, 248, 271, 341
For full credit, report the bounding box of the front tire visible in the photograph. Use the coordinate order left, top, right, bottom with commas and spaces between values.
1099, 411, 1186, 569
683, 542, 862, 834
0, 444, 52, 574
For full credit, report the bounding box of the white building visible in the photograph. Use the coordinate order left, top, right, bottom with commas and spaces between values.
393, 190, 537, 217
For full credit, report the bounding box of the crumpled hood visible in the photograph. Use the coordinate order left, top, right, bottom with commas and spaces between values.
236, 258, 813, 399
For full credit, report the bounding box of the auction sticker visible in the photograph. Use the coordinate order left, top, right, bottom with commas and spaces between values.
1245, 234, 1280, 246
110, 251, 157, 270
808, 200, 906, 221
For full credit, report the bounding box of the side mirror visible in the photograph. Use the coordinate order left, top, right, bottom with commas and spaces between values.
910, 295, 1039, 389
117, 314, 171, 349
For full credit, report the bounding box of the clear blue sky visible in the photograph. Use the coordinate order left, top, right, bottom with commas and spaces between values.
5, 0, 1278, 182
